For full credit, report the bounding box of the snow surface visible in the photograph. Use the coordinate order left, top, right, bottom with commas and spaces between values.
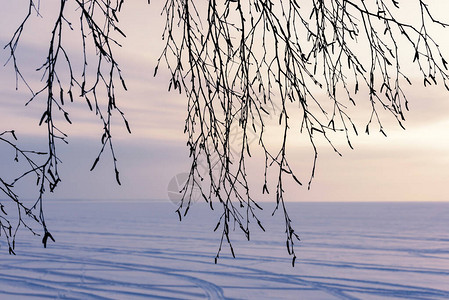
0, 201, 448, 299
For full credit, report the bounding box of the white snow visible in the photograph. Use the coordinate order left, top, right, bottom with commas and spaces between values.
0, 201, 448, 299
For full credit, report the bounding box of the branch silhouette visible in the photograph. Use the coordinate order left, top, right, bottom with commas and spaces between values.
158, 0, 449, 265
1, 0, 129, 254
1, 1, 448, 265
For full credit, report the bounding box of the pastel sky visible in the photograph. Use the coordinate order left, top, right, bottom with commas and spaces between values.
0, 1, 448, 202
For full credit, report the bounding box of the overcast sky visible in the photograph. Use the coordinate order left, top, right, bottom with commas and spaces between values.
1, 1, 448, 202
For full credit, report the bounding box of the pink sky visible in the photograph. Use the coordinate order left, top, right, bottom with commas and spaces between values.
0, 1, 448, 202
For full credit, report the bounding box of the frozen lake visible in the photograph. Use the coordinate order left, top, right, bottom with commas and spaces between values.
0, 201, 448, 299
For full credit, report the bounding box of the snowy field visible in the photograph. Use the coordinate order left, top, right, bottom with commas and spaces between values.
0, 201, 448, 299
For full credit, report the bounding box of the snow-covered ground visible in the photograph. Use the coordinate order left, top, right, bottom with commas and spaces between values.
0, 201, 448, 299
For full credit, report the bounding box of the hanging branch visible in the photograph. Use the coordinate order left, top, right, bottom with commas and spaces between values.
1, 0, 129, 253
0, 130, 49, 254
158, 0, 449, 265
2, 0, 448, 264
